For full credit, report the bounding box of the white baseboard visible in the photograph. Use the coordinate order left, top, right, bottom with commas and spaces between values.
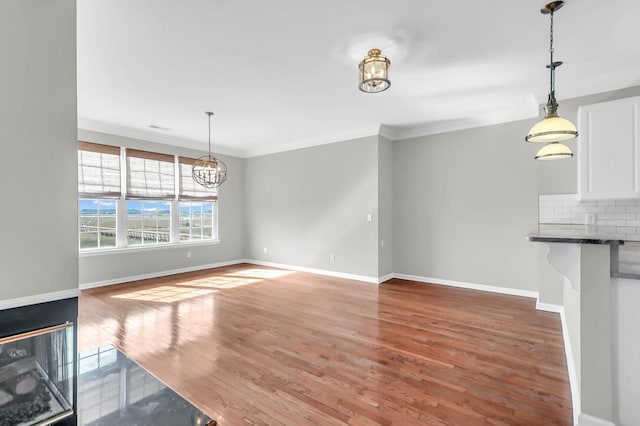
378, 273, 395, 284
577, 413, 615, 426
0, 288, 81, 311
536, 300, 563, 313
392, 273, 539, 299
243, 259, 380, 284
79, 259, 246, 290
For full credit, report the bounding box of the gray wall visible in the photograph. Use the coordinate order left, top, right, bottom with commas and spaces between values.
245, 136, 380, 278
0, 0, 78, 300
392, 119, 540, 291
378, 136, 393, 278
77, 130, 245, 285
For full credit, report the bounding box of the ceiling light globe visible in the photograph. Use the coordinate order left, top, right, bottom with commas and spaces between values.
534, 142, 574, 160
192, 156, 227, 188
526, 116, 578, 143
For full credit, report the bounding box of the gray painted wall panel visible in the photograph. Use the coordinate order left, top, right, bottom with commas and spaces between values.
378, 136, 393, 277
392, 119, 540, 290
245, 136, 379, 278
0, 0, 78, 299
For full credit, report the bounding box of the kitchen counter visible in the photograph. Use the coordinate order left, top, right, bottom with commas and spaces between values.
527, 224, 625, 245
528, 226, 617, 423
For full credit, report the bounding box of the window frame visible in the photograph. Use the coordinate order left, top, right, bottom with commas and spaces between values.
178, 200, 217, 242
78, 198, 118, 250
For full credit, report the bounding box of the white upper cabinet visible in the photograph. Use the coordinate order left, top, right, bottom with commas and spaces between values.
578, 96, 640, 200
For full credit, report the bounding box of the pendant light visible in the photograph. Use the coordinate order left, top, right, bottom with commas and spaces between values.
526, 1, 577, 160
192, 112, 227, 188
359, 49, 391, 93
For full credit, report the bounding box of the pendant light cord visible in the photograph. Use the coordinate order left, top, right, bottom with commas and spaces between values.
549, 11, 555, 97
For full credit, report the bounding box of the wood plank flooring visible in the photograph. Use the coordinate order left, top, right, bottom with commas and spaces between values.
79, 263, 572, 425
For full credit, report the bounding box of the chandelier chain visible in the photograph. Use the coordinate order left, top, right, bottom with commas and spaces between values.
207, 112, 213, 156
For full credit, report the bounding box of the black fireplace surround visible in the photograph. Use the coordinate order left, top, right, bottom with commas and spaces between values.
0, 297, 78, 426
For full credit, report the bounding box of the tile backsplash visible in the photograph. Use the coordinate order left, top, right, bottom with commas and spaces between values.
539, 193, 640, 240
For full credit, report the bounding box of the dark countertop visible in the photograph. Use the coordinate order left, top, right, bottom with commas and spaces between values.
78, 345, 215, 426
527, 224, 625, 246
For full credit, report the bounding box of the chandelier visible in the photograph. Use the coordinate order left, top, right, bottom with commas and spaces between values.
525, 1, 577, 160
192, 112, 227, 188
359, 49, 391, 93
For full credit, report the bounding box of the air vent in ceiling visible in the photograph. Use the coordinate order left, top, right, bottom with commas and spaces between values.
149, 125, 171, 131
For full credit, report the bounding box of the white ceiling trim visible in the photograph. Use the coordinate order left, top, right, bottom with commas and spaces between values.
78, 117, 246, 158
244, 127, 382, 158
81, 107, 541, 158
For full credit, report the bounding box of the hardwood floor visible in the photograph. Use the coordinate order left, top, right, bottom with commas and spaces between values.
79, 263, 572, 425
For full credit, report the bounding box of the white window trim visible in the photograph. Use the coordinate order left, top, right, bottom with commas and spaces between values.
79, 238, 220, 257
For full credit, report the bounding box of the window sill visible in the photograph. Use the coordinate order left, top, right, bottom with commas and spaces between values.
79, 240, 220, 257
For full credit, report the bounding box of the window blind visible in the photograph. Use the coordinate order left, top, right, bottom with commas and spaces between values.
126, 149, 175, 199
78, 142, 121, 198
178, 157, 218, 200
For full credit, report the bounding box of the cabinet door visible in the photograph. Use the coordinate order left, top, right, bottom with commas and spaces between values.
578, 96, 640, 200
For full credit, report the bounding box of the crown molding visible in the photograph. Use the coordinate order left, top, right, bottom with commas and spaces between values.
244, 127, 380, 158
78, 117, 247, 158
81, 103, 537, 158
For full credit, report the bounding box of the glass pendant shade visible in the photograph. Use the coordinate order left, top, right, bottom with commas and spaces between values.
359, 49, 390, 93
526, 115, 578, 143
192, 112, 227, 188
534, 142, 573, 160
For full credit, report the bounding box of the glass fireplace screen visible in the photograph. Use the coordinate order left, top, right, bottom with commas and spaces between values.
0, 323, 74, 426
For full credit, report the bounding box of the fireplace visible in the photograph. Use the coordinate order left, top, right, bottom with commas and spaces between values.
0, 298, 78, 426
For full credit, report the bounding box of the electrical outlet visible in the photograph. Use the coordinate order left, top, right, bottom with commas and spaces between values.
186, 251, 191, 258
263, 247, 268, 254
330, 253, 335, 262
380, 239, 385, 248
367, 213, 373, 222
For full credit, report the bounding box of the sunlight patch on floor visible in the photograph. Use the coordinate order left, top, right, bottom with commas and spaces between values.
112, 285, 216, 303
109, 270, 286, 303
177, 276, 260, 289
226, 268, 294, 279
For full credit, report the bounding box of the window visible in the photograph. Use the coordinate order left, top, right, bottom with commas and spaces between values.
78, 142, 121, 250
177, 157, 218, 242
126, 149, 175, 199
179, 201, 215, 241
127, 200, 171, 245
77, 142, 219, 251
78, 142, 121, 198
79, 199, 118, 249
125, 149, 175, 247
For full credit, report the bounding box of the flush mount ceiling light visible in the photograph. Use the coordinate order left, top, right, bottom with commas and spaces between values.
192, 112, 227, 188
358, 48, 391, 93
526, 1, 577, 160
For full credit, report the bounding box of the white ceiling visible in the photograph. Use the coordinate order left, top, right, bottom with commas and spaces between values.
77, 0, 640, 158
